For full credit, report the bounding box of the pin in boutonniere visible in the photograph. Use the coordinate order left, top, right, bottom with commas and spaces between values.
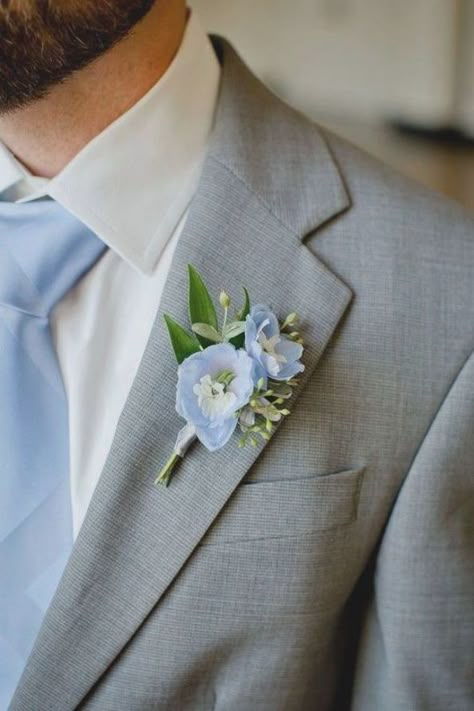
155, 265, 305, 487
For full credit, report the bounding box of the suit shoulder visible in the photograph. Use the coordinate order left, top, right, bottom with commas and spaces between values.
319, 126, 474, 260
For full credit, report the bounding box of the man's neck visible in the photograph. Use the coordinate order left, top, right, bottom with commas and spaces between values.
0, 2, 187, 179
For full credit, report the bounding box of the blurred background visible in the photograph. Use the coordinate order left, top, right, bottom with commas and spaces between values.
190, 0, 474, 212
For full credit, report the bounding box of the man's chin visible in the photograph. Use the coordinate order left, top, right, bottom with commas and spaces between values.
0, 0, 156, 113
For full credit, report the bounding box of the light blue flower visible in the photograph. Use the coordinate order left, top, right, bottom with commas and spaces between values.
176, 343, 256, 451
245, 304, 304, 382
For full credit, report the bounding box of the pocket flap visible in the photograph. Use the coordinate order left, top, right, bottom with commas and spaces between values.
199, 465, 366, 545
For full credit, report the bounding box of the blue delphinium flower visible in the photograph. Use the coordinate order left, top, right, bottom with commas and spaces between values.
245, 304, 304, 382
176, 343, 256, 451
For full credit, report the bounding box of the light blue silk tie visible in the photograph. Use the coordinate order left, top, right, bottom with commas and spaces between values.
0, 198, 107, 709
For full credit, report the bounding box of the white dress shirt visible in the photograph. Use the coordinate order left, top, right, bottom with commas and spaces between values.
0, 12, 220, 537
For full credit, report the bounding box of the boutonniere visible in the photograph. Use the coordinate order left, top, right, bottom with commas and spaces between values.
155, 265, 305, 486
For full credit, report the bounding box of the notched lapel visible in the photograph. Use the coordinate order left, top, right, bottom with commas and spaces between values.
11, 40, 354, 711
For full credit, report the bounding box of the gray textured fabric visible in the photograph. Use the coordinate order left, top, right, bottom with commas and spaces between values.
10, 36, 474, 711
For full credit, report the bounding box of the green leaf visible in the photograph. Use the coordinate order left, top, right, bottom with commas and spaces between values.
237, 287, 251, 320
188, 265, 218, 347
224, 321, 246, 341
231, 287, 251, 348
191, 323, 222, 343
164, 314, 201, 364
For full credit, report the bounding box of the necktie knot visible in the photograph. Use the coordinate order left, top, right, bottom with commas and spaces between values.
0, 198, 106, 317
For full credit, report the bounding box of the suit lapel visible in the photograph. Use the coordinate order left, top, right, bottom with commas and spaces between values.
12, 39, 353, 710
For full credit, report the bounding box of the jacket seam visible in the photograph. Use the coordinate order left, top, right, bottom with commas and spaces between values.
208, 154, 301, 239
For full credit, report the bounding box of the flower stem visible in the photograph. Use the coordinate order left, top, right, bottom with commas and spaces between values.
154, 452, 181, 487
221, 306, 228, 338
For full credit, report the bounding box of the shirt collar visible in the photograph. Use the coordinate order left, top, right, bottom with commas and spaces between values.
0, 11, 220, 275
0, 142, 49, 200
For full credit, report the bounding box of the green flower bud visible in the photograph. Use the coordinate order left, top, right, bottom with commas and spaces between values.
282, 312, 299, 330
219, 290, 231, 309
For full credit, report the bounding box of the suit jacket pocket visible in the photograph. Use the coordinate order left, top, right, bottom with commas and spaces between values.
199, 465, 365, 546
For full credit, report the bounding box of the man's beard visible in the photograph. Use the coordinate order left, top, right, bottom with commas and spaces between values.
0, 0, 156, 113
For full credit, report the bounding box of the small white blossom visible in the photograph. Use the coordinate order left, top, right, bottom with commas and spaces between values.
258, 332, 287, 376
193, 374, 237, 420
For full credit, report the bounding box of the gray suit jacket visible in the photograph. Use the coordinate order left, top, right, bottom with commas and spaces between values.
11, 36, 474, 711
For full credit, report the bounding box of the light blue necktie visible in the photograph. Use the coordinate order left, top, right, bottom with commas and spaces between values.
0, 198, 107, 709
